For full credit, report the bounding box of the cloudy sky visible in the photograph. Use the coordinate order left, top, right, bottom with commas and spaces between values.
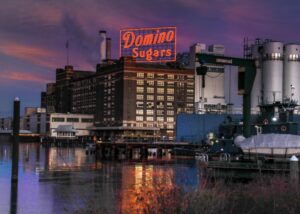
1, 0, 300, 116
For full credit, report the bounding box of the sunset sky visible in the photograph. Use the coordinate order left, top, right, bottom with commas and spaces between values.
1, 0, 300, 116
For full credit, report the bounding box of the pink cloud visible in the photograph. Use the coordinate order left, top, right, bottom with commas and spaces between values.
0, 70, 50, 84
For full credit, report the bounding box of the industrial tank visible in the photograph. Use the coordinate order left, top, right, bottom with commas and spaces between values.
283, 44, 300, 103
262, 41, 283, 104
250, 43, 263, 110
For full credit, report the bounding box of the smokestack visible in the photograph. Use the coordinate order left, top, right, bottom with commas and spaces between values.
99, 30, 107, 63
106, 38, 112, 60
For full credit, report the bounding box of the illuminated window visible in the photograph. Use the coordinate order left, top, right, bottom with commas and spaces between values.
136, 101, 143, 108
157, 74, 165, 79
137, 73, 144, 78
146, 110, 154, 115
167, 88, 174, 94
167, 74, 174, 79
147, 95, 154, 100
147, 73, 154, 78
167, 96, 174, 101
157, 96, 164, 101
167, 117, 174, 122
187, 82, 194, 87
146, 102, 154, 108
167, 124, 174, 129
136, 109, 144, 115
157, 81, 164, 86
147, 80, 154, 86
146, 117, 154, 121
157, 88, 164, 94
187, 97, 194, 102
147, 87, 154, 93
136, 116, 144, 121
136, 123, 143, 127
187, 89, 194, 94
136, 87, 144, 93
158, 123, 164, 128
137, 80, 144, 85
157, 117, 164, 122
167, 82, 174, 86
137, 94, 144, 100
167, 102, 173, 107
167, 110, 174, 115
157, 110, 164, 115
187, 75, 194, 79
187, 103, 194, 107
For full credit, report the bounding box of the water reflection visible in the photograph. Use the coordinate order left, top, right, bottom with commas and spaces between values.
0, 138, 200, 213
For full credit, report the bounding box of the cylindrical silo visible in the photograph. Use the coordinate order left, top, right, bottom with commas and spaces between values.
99, 30, 107, 63
250, 43, 263, 110
262, 41, 283, 104
283, 44, 300, 103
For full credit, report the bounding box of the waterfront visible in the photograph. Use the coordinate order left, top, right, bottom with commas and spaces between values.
0, 137, 201, 214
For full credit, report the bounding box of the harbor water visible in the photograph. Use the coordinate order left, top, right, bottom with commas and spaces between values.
0, 136, 202, 214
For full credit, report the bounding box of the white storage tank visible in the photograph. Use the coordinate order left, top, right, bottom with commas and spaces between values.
283, 44, 300, 103
262, 41, 283, 104
250, 43, 263, 110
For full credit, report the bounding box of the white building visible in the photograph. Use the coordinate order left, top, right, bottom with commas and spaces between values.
49, 113, 94, 138
189, 43, 227, 113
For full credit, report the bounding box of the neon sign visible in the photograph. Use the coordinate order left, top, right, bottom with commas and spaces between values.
120, 27, 176, 62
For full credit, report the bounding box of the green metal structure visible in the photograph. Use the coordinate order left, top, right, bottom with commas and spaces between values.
196, 53, 256, 138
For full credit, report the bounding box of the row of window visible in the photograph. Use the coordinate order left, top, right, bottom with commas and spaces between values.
137, 80, 194, 87
136, 116, 174, 122
136, 109, 174, 115
136, 87, 176, 94
136, 94, 175, 101
137, 73, 194, 80
52, 117, 93, 123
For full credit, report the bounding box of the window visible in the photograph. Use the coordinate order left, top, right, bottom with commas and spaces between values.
187, 75, 194, 79
81, 118, 93, 123
147, 95, 154, 100
147, 87, 154, 93
52, 117, 64, 122
136, 123, 144, 127
157, 110, 164, 115
167, 117, 174, 122
146, 116, 154, 121
167, 88, 174, 94
167, 96, 174, 101
137, 80, 144, 85
136, 101, 144, 108
147, 73, 154, 78
157, 81, 164, 86
136, 87, 144, 93
167, 82, 174, 86
167, 124, 174, 129
137, 94, 144, 100
157, 88, 164, 94
187, 89, 194, 94
167, 110, 174, 115
167, 74, 174, 79
146, 110, 154, 115
187, 82, 194, 87
146, 102, 154, 108
136, 116, 143, 121
157, 74, 164, 79
147, 80, 154, 86
137, 73, 144, 78
136, 109, 144, 115
67, 118, 79, 122
187, 97, 194, 102
187, 103, 194, 107
157, 96, 164, 101
157, 117, 164, 122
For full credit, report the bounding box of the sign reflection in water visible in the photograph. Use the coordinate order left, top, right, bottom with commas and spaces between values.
0, 140, 201, 213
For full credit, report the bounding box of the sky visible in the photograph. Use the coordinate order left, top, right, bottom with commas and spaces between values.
1, 0, 300, 116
